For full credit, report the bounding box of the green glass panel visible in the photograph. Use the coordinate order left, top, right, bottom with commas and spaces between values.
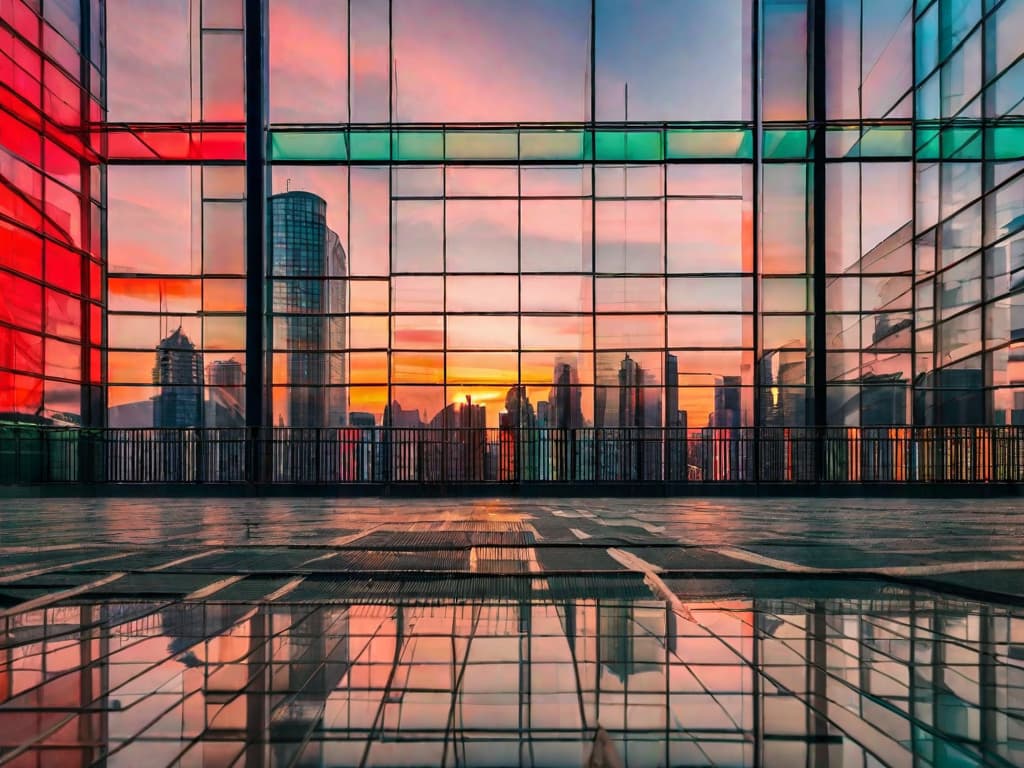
445, 130, 518, 161
859, 126, 913, 157
594, 130, 663, 161
269, 131, 347, 161
763, 129, 811, 159
349, 131, 391, 161
942, 127, 982, 160
594, 130, 626, 160
392, 131, 444, 161
988, 127, 1024, 160
519, 129, 589, 161
916, 127, 940, 159
665, 128, 752, 159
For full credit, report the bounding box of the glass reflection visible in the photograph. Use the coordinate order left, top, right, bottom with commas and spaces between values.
3, 583, 1020, 767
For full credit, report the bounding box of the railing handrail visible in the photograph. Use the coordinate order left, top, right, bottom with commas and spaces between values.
0, 424, 1021, 485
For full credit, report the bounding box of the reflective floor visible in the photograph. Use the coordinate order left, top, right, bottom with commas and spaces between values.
1, 498, 1023, 767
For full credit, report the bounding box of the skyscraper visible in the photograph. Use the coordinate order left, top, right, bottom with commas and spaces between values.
270, 191, 347, 428
665, 353, 680, 428
618, 354, 644, 428
152, 327, 203, 428
548, 360, 584, 429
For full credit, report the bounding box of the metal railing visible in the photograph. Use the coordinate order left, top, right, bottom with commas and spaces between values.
1, 424, 1022, 486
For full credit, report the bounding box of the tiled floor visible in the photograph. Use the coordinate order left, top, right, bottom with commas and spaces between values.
1, 498, 1022, 766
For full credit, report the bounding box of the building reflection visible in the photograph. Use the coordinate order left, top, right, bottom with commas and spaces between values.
2, 584, 1022, 766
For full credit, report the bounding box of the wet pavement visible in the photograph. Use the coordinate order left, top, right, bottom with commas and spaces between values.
1, 498, 1023, 766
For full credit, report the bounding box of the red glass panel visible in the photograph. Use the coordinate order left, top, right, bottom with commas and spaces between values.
42, 177, 81, 246
88, 258, 100, 299
0, 269, 43, 331
42, 24, 78, 79
45, 337, 81, 381
44, 138, 80, 190
103, 128, 245, 162
0, 326, 43, 373
44, 287, 80, 341
9, 2, 41, 45
44, 241, 81, 294
0, 220, 42, 277
0, 111, 41, 163
88, 302, 100, 345
42, 62, 81, 127
0, 372, 43, 413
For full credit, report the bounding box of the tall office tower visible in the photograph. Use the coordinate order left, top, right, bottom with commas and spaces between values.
711, 376, 742, 428
269, 191, 347, 428
618, 354, 645, 427
152, 327, 204, 428
665, 353, 680, 428
207, 359, 244, 428
548, 360, 584, 429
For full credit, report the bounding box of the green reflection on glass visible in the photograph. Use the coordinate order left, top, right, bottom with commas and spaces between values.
859, 126, 913, 157
520, 129, 590, 161
942, 127, 982, 160
916, 127, 940, 160
270, 131, 347, 161
594, 130, 663, 161
445, 130, 518, 161
392, 131, 444, 161
349, 131, 391, 161
763, 129, 811, 159
988, 127, 1024, 160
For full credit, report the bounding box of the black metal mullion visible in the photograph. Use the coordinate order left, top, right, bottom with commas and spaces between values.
244, 0, 266, 478
811, 0, 828, 478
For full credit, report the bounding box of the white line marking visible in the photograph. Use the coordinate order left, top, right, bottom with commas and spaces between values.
606, 548, 694, 622
570, 528, 592, 540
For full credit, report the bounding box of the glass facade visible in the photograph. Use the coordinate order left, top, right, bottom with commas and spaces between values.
2, 0, 1023, 480
0, 0, 104, 427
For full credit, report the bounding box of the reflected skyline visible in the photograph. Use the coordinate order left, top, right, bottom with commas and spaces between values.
2, 582, 1021, 766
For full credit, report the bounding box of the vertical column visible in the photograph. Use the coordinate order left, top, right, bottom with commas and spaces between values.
810, 0, 828, 476
245, 0, 266, 478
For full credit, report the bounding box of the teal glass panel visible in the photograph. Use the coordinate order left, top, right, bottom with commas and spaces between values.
445, 130, 518, 161
914, 3, 938, 83
859, 126, 913, 157
763, 129, 812, 159
942, 127, 982, 159
519, 129, 590, 161
392, 131, 444, 162
988, 127, 1024, 160
269, 131, 347, 161
594, 130, 663, 161
664, 128, 753, 159
349, 131, 391, 161
916, 125, 940, 155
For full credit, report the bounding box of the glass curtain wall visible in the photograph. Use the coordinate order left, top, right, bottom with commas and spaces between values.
0, 0, 104, 427
93, 0, 1024, 475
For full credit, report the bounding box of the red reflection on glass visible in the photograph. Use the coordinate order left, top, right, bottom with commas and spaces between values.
104, 129, 245, 161
0, 221, 42, 278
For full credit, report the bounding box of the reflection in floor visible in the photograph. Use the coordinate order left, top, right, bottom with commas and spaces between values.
1, 578, 1021, 767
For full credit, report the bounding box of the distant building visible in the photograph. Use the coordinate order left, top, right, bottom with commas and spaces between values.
548, 359, 584, 429
270, 191, 347, 428
348, 412, 375, 427
152, 327, 203, 428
